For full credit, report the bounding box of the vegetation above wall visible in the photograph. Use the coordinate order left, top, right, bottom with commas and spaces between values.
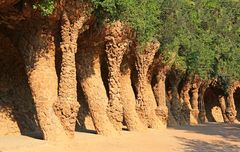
32, 0, 55, 16
31, 0, 239, 90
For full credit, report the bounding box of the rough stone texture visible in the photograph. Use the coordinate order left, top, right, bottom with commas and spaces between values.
1, 0, 240, 139
0, 107, 20, 135
179, 77, 193, 125
82, 115, 95, 130
211, 106, 224, 122
204, 87, 227, 123
105, 21, 130, 130
75, 83, 95, 131
198, 81, 209, 124
190, 88, 199, 124
18, 20, 67, 140
54, 43, 80, 137
55, 44, 79, 137
0, 7, 28, 31
190, 78, 201, 125
135, 41, 163, 129
225, 94, 236, 122
165, 78, 178, 127
168, 70, 187, 126
219, 96, 229, 122
0, 32, 39, 136
54, 10, 88, 137
76, 42, 118, 135
225, 81, 240, 123
153, 67, 168, 126
0, 0, 19, 9
120, 53, 145, 131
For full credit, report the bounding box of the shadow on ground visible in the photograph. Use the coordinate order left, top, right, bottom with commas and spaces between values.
176, 136, 240, 152
171, 122, 240, 142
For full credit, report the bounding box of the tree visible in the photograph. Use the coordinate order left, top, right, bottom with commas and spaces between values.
157, 0, 240, 124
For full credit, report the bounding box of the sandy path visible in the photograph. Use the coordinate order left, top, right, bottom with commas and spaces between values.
0, 123, 239, 152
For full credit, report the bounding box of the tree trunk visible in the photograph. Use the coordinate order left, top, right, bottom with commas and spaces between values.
76, 48, 118, 135
53, 12, 86, 137
135, 41, 163, 128
105, 21, 129, 130
19, 21, 67, 140
153, 70, 168, 126
120, 55, 145, 131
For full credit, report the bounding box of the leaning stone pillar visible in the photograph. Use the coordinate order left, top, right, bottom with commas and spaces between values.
19, 21, 67, 140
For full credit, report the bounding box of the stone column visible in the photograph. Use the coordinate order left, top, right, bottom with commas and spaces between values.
198, 82, 208, 124
54, 12, 86, 137
154, 69, 168, 126
168, 70, 187, 125
77, 47, 118, 135
135, 41, 163, 129
191, 84, 199, 124
54, 43, 80, 137
179, 77, 192, 125
219, 96, 229, 122
225, 88, 237, 123
19, 21, 67, 140
120, 54, 145, 131
105, 21, 128, 130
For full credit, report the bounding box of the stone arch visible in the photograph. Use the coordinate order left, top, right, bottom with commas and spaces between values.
225, 81, 240, 122
204, 87, 224, 122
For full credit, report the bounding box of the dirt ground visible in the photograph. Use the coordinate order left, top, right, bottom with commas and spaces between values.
0, 123, 240, 152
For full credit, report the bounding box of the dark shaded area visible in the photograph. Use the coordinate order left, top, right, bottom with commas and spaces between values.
76, 128, 97, 135
204, 87, 221, 122
171, 123, 240, 143
75, 80, 90, 131
165, 74, 172, 100
176, 136, 240, 152
0, 31, 41, 136
233, 87, 240, 121
130, 64, 138, 100
100, 52, 110, 99
75, 26, 110, 134
75, 28, 97, 132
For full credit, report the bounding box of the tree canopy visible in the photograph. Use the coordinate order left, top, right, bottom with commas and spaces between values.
34, 0, 240, 90
91, 0, 162, 46
158, 0, 240, 90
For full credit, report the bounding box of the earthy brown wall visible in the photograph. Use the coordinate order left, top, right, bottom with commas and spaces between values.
0, 32, 39, 135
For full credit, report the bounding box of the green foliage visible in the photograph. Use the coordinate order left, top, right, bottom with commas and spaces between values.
158, 0, 213, 78
30, 0, 240, 90
33, 0, 55, 16
158, 0, 240, 90
203, 0, 240, 90
91, 0, 162, 46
